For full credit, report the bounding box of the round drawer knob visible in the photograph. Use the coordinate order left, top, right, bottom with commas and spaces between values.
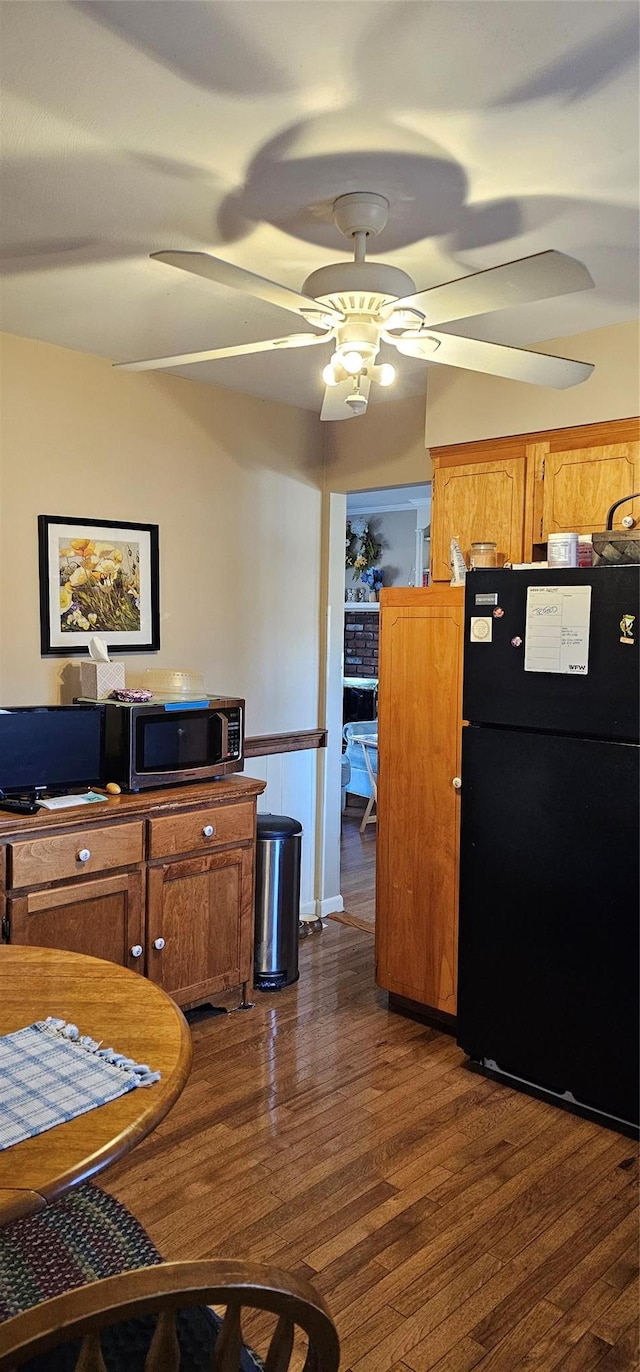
452, 777, 462, 791
77, 848, 91, 863
622, 514, 635, 529
202, 824, 215, 838
153, 938, 165, 951
130, 945, 143, 959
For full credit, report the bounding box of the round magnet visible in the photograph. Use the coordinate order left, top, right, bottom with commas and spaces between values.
493, 607, 504, 618
511, 636, 523, 648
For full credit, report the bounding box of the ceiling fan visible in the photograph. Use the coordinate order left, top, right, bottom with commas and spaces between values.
115, 192, 595, 420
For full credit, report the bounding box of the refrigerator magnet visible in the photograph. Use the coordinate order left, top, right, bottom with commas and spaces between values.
620, 614, 636, 645
470, 616, 492, 643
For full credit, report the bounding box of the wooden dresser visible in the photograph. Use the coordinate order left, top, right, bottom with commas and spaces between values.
0, 776, 266, 1010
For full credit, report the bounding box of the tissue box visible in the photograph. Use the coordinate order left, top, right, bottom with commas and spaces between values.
80, 660, 125, 700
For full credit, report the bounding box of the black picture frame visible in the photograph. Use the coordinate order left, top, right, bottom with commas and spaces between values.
38, 514, 160, 656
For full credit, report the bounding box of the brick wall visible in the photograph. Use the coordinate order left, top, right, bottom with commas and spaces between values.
344, 609, 379, 677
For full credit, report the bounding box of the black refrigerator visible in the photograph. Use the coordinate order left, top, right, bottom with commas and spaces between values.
457, 566, 639, 1136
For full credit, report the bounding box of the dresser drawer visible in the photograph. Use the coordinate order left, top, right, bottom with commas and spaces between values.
8, 822, 144, 889
149, 801, 254, 859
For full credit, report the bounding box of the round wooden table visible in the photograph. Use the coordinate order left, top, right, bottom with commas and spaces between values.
0, 946, 192, 1224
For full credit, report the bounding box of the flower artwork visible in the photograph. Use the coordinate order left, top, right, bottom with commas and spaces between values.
58, 538, 141, 635
39, 516, 160, 655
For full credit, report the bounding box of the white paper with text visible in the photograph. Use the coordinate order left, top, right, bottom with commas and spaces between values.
524, 584, 592, 675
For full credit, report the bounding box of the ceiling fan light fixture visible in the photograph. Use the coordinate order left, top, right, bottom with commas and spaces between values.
135, 204, 596, 410
341, 349, 366, 375
322, 362, 340, 386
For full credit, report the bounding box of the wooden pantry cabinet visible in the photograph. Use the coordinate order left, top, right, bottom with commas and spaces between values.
0, 777, 265, 1009
430, 417, 640, 580
376, 586, 464, 1018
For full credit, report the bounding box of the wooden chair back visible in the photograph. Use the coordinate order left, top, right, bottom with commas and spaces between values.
0, 1259, 340, 1372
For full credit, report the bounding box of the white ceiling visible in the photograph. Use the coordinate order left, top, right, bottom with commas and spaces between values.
0, 1, 638, 413
347, 484, 430, 514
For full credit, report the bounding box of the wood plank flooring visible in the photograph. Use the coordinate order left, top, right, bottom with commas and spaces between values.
106, 924, 639, 1371
335, 805, 376, 932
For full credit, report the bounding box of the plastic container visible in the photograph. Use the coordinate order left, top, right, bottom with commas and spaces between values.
470, 542, 498, 569
142, 668, 205, 695
548, 532, 578, 568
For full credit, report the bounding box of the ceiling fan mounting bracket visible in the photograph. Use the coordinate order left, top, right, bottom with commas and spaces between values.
332, 192, 389, 241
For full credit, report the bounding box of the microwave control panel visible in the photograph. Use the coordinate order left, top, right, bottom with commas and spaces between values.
226, 708, 242, 759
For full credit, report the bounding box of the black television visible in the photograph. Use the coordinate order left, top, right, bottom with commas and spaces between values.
0, 706, 103, 796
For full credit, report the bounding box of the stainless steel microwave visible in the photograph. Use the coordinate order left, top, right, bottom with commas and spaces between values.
102, 696, 244, 791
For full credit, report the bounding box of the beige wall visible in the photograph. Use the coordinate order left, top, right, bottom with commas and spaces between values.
426, 319, 640, 447
0, 332, 323, 736
323, 392, 431, 493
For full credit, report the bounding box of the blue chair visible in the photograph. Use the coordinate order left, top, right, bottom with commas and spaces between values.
342, 721, 378, 831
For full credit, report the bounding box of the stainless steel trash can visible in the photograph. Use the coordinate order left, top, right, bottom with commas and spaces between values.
254, 814, 302, 990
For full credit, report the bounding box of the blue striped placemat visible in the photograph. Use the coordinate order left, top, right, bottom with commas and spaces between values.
0, 1017, 160, 1151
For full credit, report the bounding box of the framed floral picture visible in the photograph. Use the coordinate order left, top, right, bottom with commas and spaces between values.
38, 515, 160, 655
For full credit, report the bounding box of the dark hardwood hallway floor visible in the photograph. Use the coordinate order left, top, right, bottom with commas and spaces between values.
337, 804, 376, 931
107, 924, 639, 1371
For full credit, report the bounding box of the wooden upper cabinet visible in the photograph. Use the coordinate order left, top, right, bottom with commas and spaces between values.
430, 456, 526, 580
540, 442, 640, 539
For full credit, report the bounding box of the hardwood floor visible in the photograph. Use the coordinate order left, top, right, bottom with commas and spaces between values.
106, 924, 639, 1371
336, 805, 376, 932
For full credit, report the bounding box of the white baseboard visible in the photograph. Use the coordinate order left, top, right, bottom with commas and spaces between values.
316, 894, 344, 919
300, 895, 345, 923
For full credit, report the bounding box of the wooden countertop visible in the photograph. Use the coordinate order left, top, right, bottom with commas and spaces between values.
0, 775, 266, 838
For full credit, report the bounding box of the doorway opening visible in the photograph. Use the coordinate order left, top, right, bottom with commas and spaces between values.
333, 482, 431, 934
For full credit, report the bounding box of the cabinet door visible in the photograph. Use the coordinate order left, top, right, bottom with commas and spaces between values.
147, 847, 254, 1007
542, 443, 640, 537
7, 872, 144, 970
431, 457, 526, 581
376, 589, 463, 1013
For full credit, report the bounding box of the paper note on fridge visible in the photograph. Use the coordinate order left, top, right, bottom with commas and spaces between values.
524, 584, 592, 675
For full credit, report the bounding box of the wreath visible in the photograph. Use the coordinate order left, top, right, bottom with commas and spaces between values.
345, 518, 381, 576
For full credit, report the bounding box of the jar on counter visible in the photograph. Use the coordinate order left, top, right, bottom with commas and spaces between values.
577, 535, 593, 567
470, 541, 498, 569
548, 532, 578, 568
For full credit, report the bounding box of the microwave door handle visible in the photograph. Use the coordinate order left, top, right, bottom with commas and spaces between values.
220, 712, 229, 759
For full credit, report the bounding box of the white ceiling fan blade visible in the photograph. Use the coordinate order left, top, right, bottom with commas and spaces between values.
115, 332, 331, 373
389, 251, 594, 328
394, 330, 593, 389
320, 376, 371, 421
151, 251, 343, 326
